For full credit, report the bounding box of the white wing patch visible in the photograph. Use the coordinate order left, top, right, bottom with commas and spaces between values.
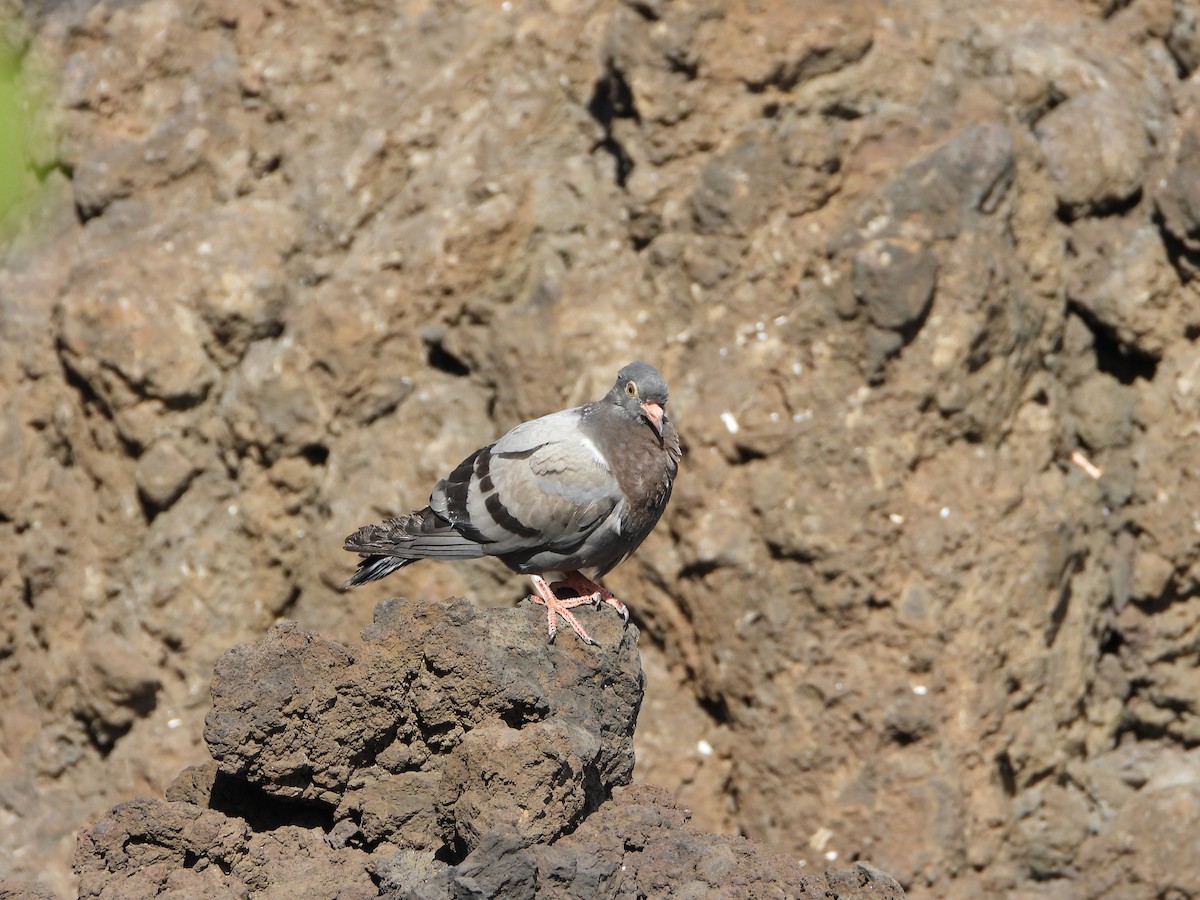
578, 435, 611, 471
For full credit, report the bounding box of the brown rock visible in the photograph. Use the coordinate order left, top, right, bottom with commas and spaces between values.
174, 199, 296, 367
1070, 372, 1135, 452
353, 770, 442, 850
1078, 757, 1200, 899
72, 633, 160, 750
853, 237, 938, 332
1168, 5, 1200, 74
0, 409, 22, 521
0, 883, 59, 900
841, 123, 1016, 243
218, 337, 331, 464
440, 720, 603, 851
1035, 90, 1151, 217
1156, 97, 1200, 260
690, 136, 785, 237
74, 596, 902, 898
56, 274, 217, 412
135, 438, 200, 512
74, 798, 251, 898
203, 597, 642, 847
1066, 218, 1180, 359
705, 0, 875, 90
374, 778, 906, 898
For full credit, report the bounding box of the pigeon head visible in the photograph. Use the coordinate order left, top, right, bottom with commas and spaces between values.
607, 360, 670, 438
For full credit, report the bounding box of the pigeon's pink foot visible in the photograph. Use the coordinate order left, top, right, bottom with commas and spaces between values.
526, 574, 601, 645
553, 571, 629, 625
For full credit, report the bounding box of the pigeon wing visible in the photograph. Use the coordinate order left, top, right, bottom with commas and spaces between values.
429, 409, 621, 558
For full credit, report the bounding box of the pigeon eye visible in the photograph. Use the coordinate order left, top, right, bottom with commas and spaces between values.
626, 381, 639, 397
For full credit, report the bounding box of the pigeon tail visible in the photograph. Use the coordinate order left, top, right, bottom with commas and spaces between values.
341, 554, 412, 590
341, 507, 488, 590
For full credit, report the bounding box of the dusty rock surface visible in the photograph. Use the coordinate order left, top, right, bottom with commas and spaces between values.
2, 0, 1200, 896
66, 596, 903, 899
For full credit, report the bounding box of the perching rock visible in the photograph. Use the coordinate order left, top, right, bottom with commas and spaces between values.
72, 596, 904, 898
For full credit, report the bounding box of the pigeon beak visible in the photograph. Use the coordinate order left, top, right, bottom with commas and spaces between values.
640, 400, 665, 438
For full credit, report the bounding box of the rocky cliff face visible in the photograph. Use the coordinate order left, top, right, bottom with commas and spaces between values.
2, 0, 1200, 896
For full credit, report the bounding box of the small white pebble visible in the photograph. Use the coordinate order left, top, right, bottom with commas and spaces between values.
888, 513, 905, 525
756, 332, 767, 341
720, 411, 740, 434
227, 504, 239, 516
791, 361, 802, 375
167, 718, 182, 729
769, 411, 780, 422
719, 346, 729, 357
697, 739, 714, 756
792, 409, 813, 423
939, 506, 950, 519
825, 850, 838, 862
912, 684, 928, 696
834, 682, 843, 691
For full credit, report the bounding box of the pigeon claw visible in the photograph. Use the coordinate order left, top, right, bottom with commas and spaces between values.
527, 575, 601, 646
556, 571, 630, 629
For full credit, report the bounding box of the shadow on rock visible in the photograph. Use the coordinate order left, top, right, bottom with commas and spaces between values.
71, 596, 904, 898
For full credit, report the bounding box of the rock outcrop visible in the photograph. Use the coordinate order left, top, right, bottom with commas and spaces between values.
70, 597, 904, 898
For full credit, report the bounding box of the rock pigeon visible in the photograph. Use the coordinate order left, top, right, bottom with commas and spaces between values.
342, 361, 681, 645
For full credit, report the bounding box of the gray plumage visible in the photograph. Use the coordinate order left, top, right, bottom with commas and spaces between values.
342, 361, 681, 644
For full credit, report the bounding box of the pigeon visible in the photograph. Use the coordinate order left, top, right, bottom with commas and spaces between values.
342, 361, 682, 645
